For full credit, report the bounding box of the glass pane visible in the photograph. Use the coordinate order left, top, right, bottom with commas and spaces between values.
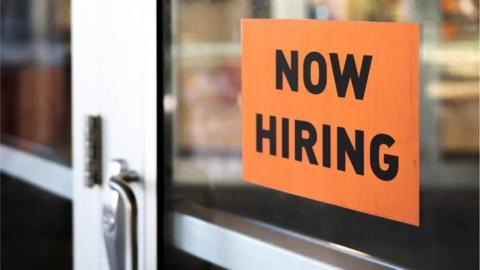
1, 1, 72, 269
169, 0, 479, 269
1, 0, 71, 166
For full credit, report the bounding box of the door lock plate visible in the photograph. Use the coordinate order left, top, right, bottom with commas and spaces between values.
84, 115, 102, 187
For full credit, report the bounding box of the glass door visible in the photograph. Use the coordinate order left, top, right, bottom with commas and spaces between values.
1, 0, 157, 269
1, 1, 72, 268
165, 0, 479, 269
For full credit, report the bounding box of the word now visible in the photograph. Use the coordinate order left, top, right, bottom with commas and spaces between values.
276, 50, 372, 100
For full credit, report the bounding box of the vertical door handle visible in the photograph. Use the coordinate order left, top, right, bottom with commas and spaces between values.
102, 160, 138, 270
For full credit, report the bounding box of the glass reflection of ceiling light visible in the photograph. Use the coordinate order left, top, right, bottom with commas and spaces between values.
327, 242, 370, 257
459, 0, 477, 19
237, 93, 242, 107
164, 94, 177, 113
315, 5, 330, 20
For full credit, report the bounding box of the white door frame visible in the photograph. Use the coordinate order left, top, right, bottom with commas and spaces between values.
72, 0, 157, 269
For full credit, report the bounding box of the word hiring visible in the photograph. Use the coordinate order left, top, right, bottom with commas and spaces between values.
255, 50, 398, 181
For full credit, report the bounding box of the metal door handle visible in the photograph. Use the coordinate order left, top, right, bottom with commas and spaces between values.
102, 160, 138, 270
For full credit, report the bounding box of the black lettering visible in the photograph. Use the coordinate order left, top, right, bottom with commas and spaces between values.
303, 52, 327, 94
370, 134, 398, 181
322, 124, 331, 168
295, 120, 318, 165
330, 53, 372, 100
276, 50, 298, 91
282, 118, 289, 158
337, 127, 364, 175
256, 114, 276, 155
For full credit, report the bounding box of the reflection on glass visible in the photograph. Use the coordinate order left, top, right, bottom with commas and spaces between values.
1, 0, 71, 165
170, 0, 479, 269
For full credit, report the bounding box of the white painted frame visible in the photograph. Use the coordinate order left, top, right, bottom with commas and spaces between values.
72, 0, 157, 269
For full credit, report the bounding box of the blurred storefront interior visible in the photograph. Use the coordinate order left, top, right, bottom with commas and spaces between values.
169, 0, 479, 269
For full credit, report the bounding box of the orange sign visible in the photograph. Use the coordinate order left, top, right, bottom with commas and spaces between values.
242, 19, 419, 226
